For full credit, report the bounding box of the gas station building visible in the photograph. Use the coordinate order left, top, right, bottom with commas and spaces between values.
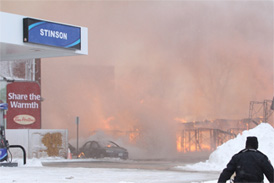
0, 11, 88, 158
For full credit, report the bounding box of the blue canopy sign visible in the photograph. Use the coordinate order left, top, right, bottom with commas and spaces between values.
23, 18, 81, 50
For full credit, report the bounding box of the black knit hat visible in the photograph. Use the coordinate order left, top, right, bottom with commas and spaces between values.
245, 136, 258, 149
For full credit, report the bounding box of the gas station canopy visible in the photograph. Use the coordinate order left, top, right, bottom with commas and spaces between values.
0, 11, 88, 61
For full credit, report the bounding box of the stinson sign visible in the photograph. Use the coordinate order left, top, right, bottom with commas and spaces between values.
6, 82, 41, 129
23, 18, 81, 50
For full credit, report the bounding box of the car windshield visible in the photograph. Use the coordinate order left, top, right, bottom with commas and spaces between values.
99, 141, 119, 148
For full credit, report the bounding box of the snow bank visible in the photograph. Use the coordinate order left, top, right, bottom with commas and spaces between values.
178, 123, 274, 172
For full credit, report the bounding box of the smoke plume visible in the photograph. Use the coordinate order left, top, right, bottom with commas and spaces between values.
2, 1, 273, 158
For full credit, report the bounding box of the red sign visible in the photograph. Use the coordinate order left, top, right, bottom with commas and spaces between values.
6, 82, 41, 129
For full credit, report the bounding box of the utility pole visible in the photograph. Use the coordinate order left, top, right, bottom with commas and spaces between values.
76, 116, 79, 158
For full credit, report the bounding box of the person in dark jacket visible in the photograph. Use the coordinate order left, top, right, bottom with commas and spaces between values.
218, 136, 274, 183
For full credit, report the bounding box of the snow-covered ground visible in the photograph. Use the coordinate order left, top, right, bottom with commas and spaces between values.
0, 164, 218, 183
0, 123, 273, 183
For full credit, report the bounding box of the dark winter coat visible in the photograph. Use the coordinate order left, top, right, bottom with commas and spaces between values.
218, 149, 274, 183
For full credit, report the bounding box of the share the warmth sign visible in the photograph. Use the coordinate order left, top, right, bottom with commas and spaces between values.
6, 82, 41, 129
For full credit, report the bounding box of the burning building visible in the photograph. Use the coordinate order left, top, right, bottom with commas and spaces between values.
2, 1, 273, 160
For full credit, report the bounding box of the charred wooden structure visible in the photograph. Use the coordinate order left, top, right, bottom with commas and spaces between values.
177, 128, 235, 153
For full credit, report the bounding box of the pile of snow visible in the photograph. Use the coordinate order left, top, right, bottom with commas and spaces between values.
179, 123, 274, 172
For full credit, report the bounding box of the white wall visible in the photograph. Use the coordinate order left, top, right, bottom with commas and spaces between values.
6, 129, 68, 159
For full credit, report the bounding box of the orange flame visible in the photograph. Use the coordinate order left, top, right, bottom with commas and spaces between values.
200, 144, 211, 151
174, 118, 187, 123
102, 116, 115, 130
176, 131, 213, 153
176, 135, 183, 152
129, 128, 140, 143
78, 152, 85, 158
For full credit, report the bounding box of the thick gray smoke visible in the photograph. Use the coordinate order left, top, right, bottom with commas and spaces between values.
2, 1, 273, 158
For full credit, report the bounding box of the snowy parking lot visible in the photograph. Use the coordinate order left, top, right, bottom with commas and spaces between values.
0, 158, 219, 183
1, 123, 273, 183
